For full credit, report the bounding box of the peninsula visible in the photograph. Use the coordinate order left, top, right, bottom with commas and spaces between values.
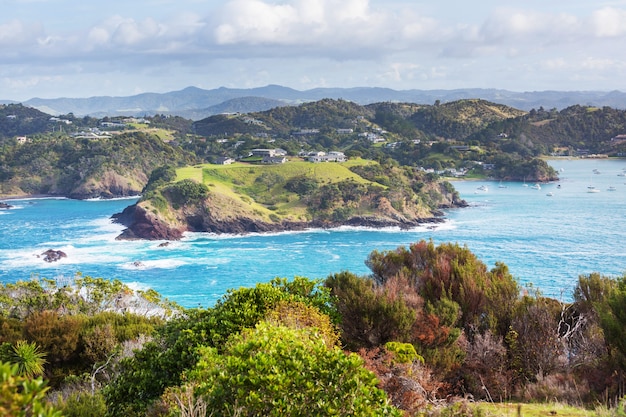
112, 160, 467, 240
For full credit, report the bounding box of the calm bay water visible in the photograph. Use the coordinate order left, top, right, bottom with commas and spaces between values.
1, 159, 625, 307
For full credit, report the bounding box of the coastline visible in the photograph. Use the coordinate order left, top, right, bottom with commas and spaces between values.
0, 193, 59, 201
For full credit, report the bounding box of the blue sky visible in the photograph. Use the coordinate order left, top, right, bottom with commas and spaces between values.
2, 0, 626, 100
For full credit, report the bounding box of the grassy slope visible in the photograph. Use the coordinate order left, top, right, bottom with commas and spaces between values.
175, 159, 380, 222
455, 401, 610, 417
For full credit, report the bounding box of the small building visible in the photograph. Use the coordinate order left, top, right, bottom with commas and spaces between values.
303, 151, 346, 163
216, 156, 235, 165
251, 148, 287, 158
262, 155, 287, 164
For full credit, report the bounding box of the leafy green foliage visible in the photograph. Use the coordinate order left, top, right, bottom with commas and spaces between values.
0, 104, 53, 138
186, 321, 401, 416
366, 240, 519, 337
596, 274, 626, 369
55, 391, 106, 417
0, 131, 195, 198
104, 277, 334, 417
142, 165, 177, 193
0, 361, 63, 417
325, 272, 416, 350
163, 179, 209, 207
284, 174, 319, 196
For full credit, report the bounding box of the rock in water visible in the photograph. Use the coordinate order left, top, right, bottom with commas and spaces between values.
41, 249, 67, 263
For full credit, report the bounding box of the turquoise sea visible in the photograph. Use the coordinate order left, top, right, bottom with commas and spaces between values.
1, 159, 625, 307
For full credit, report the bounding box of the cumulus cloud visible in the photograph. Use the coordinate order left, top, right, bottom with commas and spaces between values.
591, 7, 626, 37
4, 0, 626, 99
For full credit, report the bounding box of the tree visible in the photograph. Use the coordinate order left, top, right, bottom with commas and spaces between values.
597, 274, 626, 370
184, 321, 401, 416
104, 277, 332, 417
325, 272, 415, 350
365, 240, 518, 337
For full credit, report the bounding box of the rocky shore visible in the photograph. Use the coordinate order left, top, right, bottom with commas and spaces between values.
112, 201, 462, 241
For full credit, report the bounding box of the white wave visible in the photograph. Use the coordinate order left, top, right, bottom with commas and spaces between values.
182, 228, 318, 241
7, 196, 67, 202
0, 244, 128, 269
124, 281, 153, 292
120, 258, 188, 270
84, 195, 141, 202
182, 220, 457, 241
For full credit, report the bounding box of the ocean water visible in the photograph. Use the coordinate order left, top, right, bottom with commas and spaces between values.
0, 159, 624, 307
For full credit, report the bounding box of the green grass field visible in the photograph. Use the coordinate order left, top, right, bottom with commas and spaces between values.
173, 159, 380, 221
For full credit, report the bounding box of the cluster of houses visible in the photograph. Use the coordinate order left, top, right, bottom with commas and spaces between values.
298, 150, 346, 162
215, 148, 347, 165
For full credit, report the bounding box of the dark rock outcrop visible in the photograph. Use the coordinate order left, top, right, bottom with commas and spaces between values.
40, 249, 67, 262
0, 202, 12, 209
112, 202, 460, 241
113, 204, 185, 240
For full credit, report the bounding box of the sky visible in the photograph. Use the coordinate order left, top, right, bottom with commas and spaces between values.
2, 0, 626, 101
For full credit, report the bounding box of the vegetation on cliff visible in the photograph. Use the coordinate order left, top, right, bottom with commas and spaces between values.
116, 159, 464, 239
0, 130, 194, 198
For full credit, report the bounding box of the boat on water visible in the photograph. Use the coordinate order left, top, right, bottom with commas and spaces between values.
476, 185, 488, 192
530, 183, 541, 190
608, 186, 617, 191
498, 181, 507, 188
593, 169, 601, 174
546, 192, 554, 196
587, 186, 600, 193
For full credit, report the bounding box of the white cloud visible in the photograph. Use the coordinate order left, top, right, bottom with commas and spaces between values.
591, 7, 626, 37
3, 0, 626, 99
0, 19, 43, 46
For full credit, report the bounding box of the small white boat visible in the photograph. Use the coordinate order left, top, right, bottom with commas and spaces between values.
530, 183, 541, 190
608, 186, 617, 191
476, 185, 488, 192
587, 186, 600, 193
546, 192, 554, 196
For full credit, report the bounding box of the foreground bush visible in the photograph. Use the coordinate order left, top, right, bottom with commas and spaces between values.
180, 321, 401, 416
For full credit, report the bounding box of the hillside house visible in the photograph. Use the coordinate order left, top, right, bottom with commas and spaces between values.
611, 134, 626, 143
303, 151, 346, 163
262, 155, 287, 164
251, 148, 287, 157
216, 156, 235, 165
293, 129, 320, 135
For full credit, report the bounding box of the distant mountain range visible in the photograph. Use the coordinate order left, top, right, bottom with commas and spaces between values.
3, 85, 626, 120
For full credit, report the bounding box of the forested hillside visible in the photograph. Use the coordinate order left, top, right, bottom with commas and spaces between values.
4, 97, 626, 201
0, 131, 195, 198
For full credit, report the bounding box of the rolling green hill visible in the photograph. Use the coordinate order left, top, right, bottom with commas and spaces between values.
116, 159, 464, 239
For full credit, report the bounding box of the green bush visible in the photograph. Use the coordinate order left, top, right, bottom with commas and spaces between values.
163, 179, 208, 207
57, 391, 107, 417
188, 322, 401, 416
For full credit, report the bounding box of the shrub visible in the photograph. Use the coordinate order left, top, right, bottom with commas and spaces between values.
187, 322, 401, 416
163, 179, 208, 207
